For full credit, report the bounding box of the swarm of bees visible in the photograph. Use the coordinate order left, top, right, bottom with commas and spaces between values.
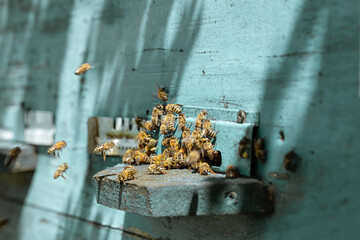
115, 84, 220, 183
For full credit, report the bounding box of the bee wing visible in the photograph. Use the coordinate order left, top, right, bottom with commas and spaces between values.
95, 137, 105, 145
90, 62, 100, 69
4, 155, 15, 168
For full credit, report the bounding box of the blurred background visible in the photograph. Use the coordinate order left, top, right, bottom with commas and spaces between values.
0, 0, 359, 239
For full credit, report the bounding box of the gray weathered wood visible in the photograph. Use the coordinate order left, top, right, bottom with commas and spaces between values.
93, 164, 273, 217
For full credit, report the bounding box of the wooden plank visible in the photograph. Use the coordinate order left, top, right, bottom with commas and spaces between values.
94, 164, 273, 217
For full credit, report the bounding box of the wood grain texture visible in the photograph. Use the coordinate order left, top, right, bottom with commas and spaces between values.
0, 0, 359, 239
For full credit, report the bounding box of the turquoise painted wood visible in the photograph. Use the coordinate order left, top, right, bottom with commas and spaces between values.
0, 0, 359, 239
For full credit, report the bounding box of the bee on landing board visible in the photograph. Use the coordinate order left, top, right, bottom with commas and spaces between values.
93, 137, 117, 161
54, 163, 69, 179
197, 162, 215, 175
4, 146, 21, 168
118, 166, 137, 184
48, 141, 67, 157
75, 63, 96, 75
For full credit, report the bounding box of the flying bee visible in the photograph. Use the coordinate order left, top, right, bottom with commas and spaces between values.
238, 137, 250, 159
54, 163, 69, 180
93, 138, 117, 161
186, 150, 201, 169
122, 149, 135, 164
134, 115, 146, 129
75, 63, 96, 75
4, 146, 21, 168
47, 140, 67, 157
197, 162, 215, 175
151, 104, 164, 128
254, 138, 266, 161
148, 163, 167, 175
118, 166, 137, 184
156, 83, 168, 102
165, 103, 183, 114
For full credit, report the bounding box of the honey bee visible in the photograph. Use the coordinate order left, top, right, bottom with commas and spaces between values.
136, 131, 151, 148
160, 122, 168, 135
186, 150, 201, 169
135, 115, 146, 129
122, 149, 135, 164
202, 139, 218, 160
178, 113, 188, 131
164, 112, 176, 132
151, 104, 164, 128
254, 138, 266, 161
150, 153, 166, 165
202, 119, 217, 138
162, 137, 172, 147
165, 104, 183, 114
75, 63, 95, 75
156, 83, 168, 102
169, 136, 179, 151
93, 138, 117, 161
238, 137, 250, 159
148, 163, 167, 175
198, 162, 215, 175
54, 163, 69, 179
226, 165, 239, 178
133, 150, 150, 165
174, 148, 187, 167
197, 110, 208, 121
144, 139, 158, 155
162, 148, 172, 158
181, 126, 191, 140
4, 146, 21, 168
163, 157, 182, 169
144, 120, 154, 131
194, 117, 203, 130
48, 140, 67, 157
118, 166, 137, 184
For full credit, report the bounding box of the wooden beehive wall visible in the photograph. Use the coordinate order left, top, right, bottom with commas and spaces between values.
0, 0, 359, 239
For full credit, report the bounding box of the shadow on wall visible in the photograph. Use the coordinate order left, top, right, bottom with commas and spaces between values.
0, 1, 74, 239
54, 1, 203, 240
81, 0, 203, 118
255, 0, 359, 239
122, 0, 358, 240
